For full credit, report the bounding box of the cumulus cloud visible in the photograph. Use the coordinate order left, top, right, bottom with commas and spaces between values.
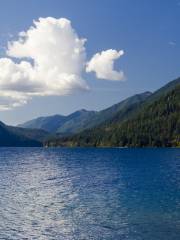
0, 17, 89, 109
0, 91, 28, 110
0, 17, 125, 110
86, 49, 125, 81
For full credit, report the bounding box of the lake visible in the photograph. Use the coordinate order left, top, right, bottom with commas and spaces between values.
0, 148, 179, 240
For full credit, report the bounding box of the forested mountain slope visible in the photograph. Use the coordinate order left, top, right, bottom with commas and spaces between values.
46, 81, 180, 147
19, 92, 151, 135
0, 122, 48, 147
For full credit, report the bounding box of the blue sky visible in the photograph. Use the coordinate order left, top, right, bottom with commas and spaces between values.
0, 0, 179, 125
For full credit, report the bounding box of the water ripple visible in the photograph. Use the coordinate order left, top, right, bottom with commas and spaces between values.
0, 148, 179, 239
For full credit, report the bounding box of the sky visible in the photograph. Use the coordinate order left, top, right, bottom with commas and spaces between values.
0, 0, 179, 125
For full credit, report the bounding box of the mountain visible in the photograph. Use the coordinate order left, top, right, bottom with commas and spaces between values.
0, 122, 48, 147
18, 110, 97, 135
105, 77, 180, 126
56, 109, 97, 135
146, 77, 180, 103
2, 77, 179, 147
46, 78, 180, 147
18, 92, 151, 135
18, 115, 66, 132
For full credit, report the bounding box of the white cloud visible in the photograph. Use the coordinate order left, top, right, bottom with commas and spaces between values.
0, 17, 125, 110
0, 91, 28, 110
86, 49, 125, 81
0, 17, 89, 109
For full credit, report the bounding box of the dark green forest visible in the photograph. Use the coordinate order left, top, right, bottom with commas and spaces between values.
46, 84, 180, 147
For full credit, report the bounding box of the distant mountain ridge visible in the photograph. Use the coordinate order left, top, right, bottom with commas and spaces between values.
18, 91, 151, 135
18, 114, 66, 132
1, 77, 180, 147
45, 77, 180, 147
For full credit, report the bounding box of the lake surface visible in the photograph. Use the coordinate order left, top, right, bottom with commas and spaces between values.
0, 148, 179, 240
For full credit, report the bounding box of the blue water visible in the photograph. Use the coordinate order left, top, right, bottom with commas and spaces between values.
0, 148, 179, 240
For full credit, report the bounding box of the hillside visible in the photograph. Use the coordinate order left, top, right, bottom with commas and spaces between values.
106, 77, 180, 125
56, 110, 97, 135
46, 79, 180, 147
0, 122, 48, 147
18, 115, 67, 132
0, 122, 41, 147
19, 92, 151, 135
8, 126, 48, 143
146, 77, 180, 103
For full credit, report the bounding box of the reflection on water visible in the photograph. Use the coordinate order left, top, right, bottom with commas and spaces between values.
0, 148, 179, 239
